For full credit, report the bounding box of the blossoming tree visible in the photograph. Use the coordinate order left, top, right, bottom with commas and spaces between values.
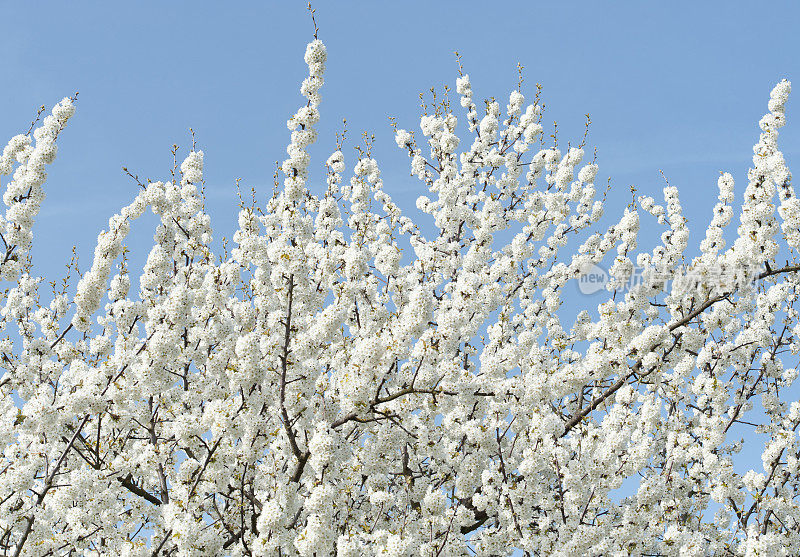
0, 24, 799, 557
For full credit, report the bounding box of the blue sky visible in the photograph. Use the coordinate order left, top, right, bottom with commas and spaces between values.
2, 1, 798, 283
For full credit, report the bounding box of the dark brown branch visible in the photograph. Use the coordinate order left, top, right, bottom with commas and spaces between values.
147, 396, 170, 504
13, 415, 90, 557
562, 262, 800, 436
278, 275, 309, 482
150, 530, 172, 556
118, 474, 162, 506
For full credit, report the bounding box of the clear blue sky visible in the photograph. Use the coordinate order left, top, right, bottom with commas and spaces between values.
1, 1, 798, 282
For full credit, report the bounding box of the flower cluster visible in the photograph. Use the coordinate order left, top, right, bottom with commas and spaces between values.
0, 98, 74, 281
